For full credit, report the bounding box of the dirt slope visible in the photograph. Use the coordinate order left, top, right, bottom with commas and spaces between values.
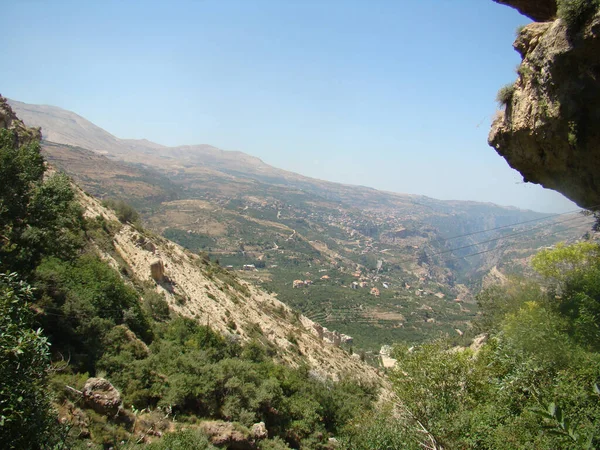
78, 187, 386, 386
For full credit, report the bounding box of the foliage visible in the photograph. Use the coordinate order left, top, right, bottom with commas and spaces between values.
0, 128, 84, 275
0, 273, 61, 449
102, 198, 140, 224
532, 242, 600, 350
339, 406, 419, 449
144, 428, 217, 450
143, 289, 171, 321
557, 0, 600, 32
35, 255, 153, 372
164, 228, 216, 252
496, 83, 516, 107
532, 401, 595, 449
387, 243, 600, 449
475, 276, 544, 332
93, 317, 376, 446
532, 242, 600, 282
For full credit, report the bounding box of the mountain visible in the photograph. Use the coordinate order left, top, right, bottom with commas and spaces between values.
1, 97, 392, 448
8, 98, 594, 350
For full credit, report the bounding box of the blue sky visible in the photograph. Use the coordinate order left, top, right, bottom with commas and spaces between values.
1, 0, 576, 212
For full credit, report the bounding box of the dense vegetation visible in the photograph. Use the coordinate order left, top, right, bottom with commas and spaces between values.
346, 241, 600, 450
3, 121, 600, 449
557, 0, 600, 31
0, 127, 378, 448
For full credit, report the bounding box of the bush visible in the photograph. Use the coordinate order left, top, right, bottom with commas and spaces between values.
0, 273, 61, 449
35, 255, 153, 372
557, 0, 600, 31
340, 407, 419, 450
143, 290, 171, 321
0, 129, 84, 275
145, 428, 216, 449
102, 198, 140, 224
496, 83, 516, 107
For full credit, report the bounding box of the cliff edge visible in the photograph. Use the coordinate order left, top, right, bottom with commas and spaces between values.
489, 1, 600, 209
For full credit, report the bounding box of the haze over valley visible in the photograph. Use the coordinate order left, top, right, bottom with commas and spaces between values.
3, 1, 600, 448
9, 98, 592, 351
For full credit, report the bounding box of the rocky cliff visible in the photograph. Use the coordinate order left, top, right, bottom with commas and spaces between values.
489, 1, 600, 209
0, 96, 41, 146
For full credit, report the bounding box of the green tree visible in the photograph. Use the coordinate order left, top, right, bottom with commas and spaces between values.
0, 129, 83, 275
532, 242, 600, 282
0, 273, 60, 449
102, 198, 140, 224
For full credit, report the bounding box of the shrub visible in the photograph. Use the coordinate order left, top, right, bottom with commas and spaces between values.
0, 129, 84, 275
557, 0, 600, 31
102, 198, 140, 224
144, 290, 171, 321
145, 428, 217, 449
35, 255, 153, 372
339, 407, 419, 450
496, 83, 516, 107
0, 273, 61, 449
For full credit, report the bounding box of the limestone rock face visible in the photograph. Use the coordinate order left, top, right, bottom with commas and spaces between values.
488, 11, 600, 209
82, 377, 122, 416
492, 0, 556, 21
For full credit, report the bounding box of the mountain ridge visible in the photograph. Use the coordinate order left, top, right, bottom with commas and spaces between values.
8, 96, 593, 350
8, 97, 543, 215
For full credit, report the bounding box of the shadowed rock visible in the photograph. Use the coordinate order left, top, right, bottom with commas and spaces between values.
492, 0, 557, 22
489, 11, 600, 209
82, 377, 122, 416
150, 259, 165, 281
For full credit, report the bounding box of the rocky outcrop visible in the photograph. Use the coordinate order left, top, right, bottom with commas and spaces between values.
150, 259, 165, 282
199, 421, 253, 449
82, 377, 122, 416
251, 422, 268, 440
492, 0, 556, 21
489, 6, 600, 209
0, 96, 41, 147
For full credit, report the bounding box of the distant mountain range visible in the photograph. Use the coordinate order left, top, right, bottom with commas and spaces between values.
8, 97, 593, 349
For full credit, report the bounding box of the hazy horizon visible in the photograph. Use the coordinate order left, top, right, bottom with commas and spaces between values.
1, 0, 578, 213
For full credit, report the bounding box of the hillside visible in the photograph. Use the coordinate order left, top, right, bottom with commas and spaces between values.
77, 183, 384, 383
1, 97, 394, 449
8, 98, 593, 351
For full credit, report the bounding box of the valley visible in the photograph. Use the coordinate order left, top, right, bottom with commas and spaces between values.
10, 99, 593, 352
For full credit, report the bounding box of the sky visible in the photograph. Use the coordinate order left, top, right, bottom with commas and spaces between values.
1, 0, 577, 213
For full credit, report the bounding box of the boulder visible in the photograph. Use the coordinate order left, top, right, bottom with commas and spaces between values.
82, 377, 122, 416
251, 422, 268, 440
150, 259, 165, 282
199, 421, 253, 450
